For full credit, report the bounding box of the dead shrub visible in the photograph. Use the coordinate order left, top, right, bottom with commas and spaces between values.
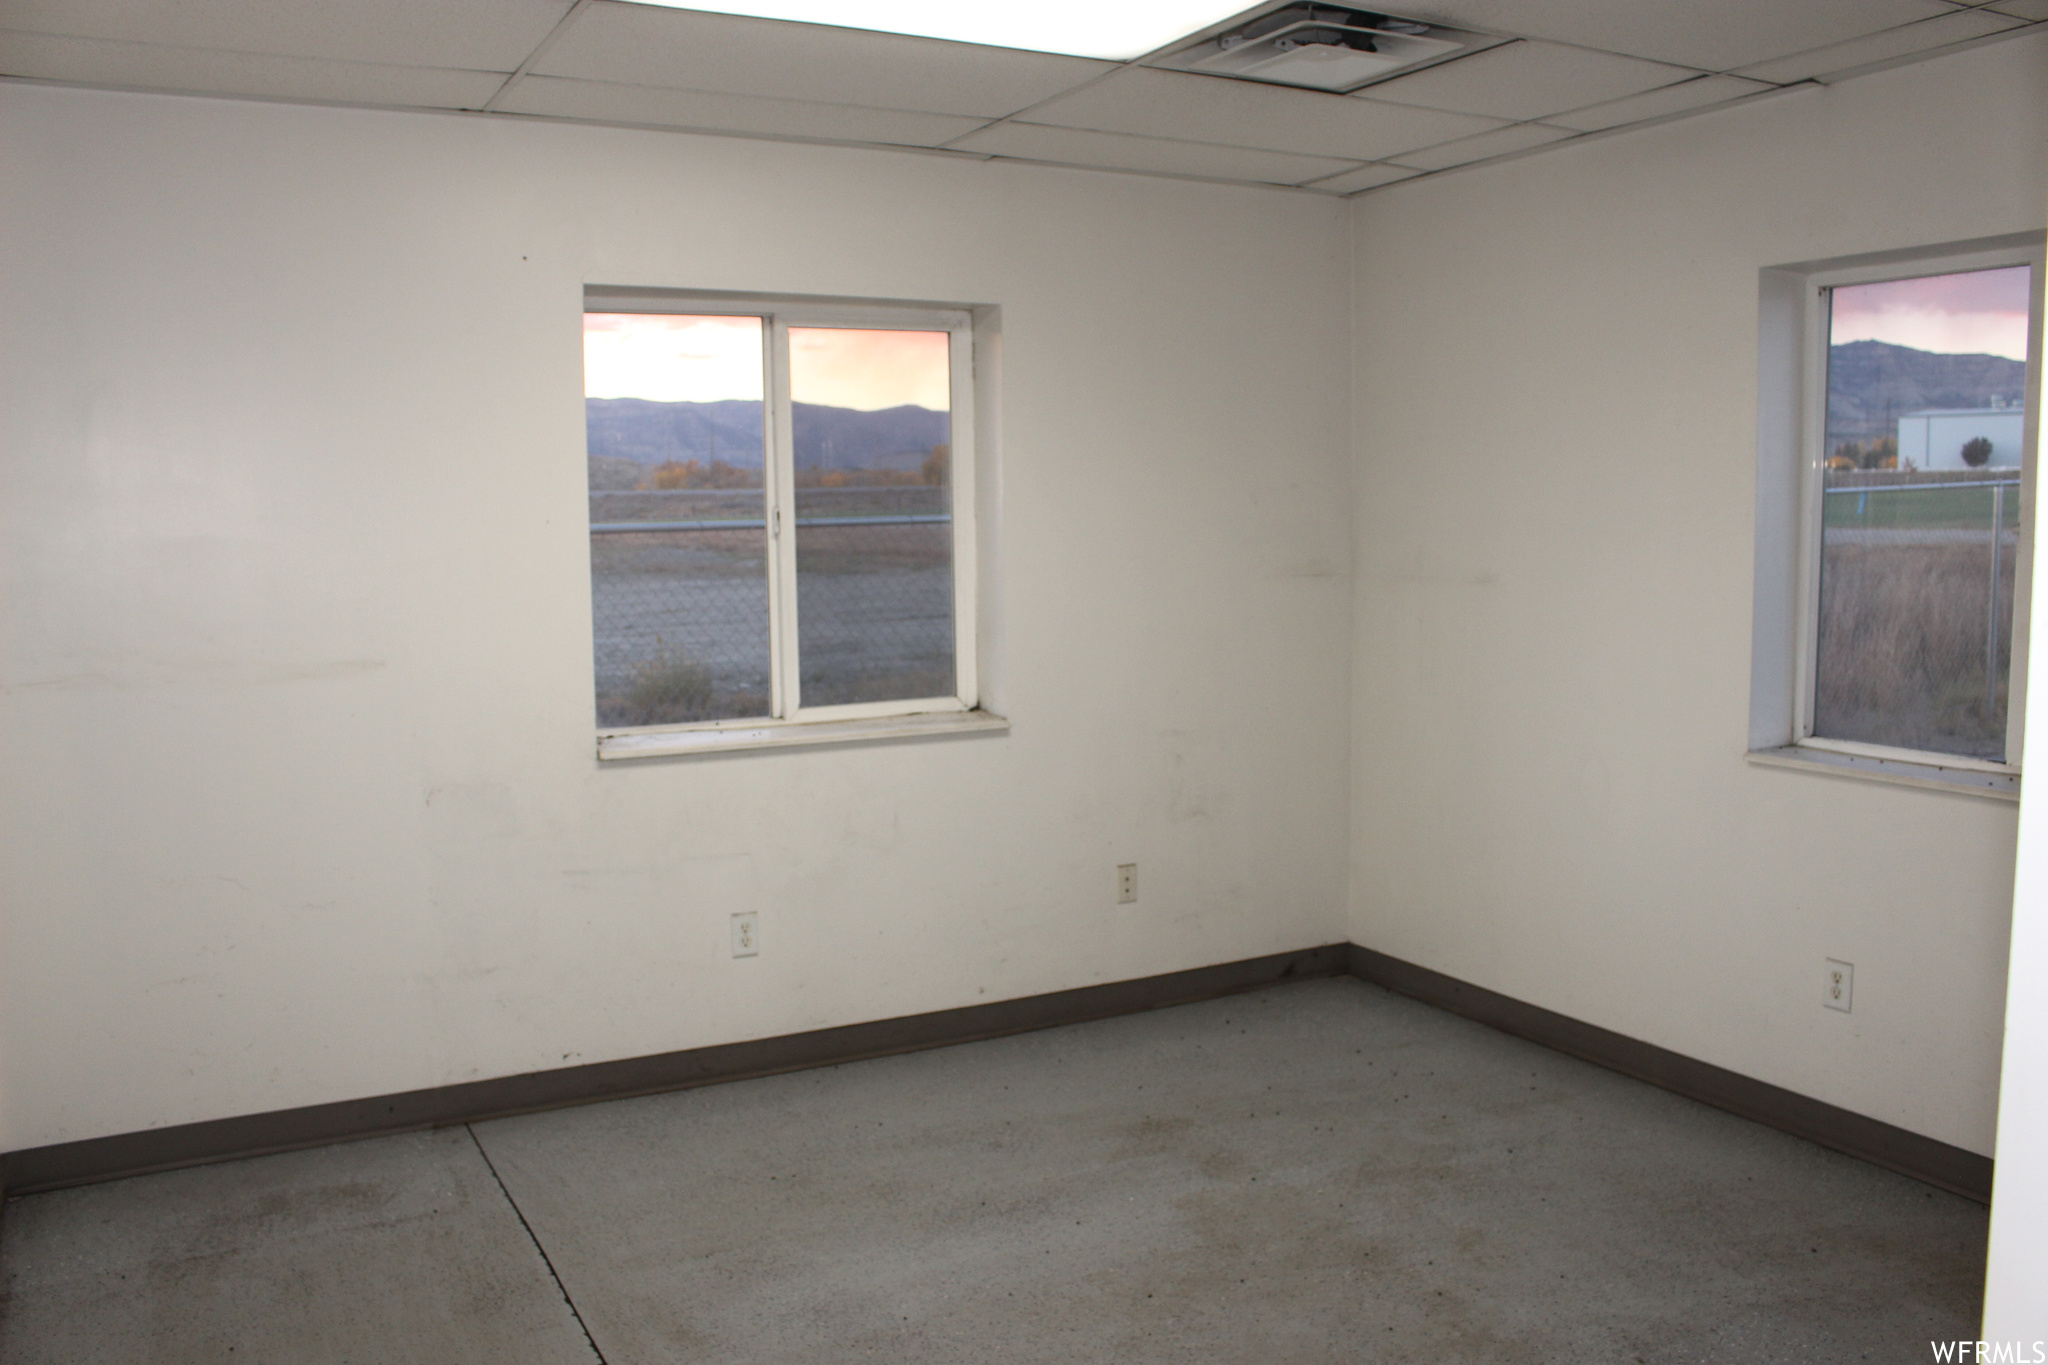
618, 642, 714, 725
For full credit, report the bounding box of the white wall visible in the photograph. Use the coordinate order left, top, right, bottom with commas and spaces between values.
1347, 35, 2048, 1153
0, 83, 1353, 1150
1986, 561, 2048, 1338
1984, 194, 2048, 1333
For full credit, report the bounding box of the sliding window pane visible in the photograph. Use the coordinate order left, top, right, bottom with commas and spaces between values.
788, 327, 955, 708
584, 313, 769, 726
1812, 266, 2030, 759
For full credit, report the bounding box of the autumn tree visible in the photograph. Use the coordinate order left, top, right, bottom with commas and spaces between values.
644, 459, 758, 490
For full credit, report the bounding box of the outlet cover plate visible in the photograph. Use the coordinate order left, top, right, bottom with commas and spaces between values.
1825, 958, 1853, 1012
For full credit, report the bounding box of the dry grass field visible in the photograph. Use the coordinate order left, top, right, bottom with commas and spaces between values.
1814, 536, 2016, 759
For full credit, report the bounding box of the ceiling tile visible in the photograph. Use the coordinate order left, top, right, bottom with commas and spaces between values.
1734, 7, 2026, 83
1985, 0, 2048, 19
1302, 163, 1423, 194
496, 75, 987, 146
1546, 73, 1775, 131
1362, 41, 1697, 121
1388, 0, 1956, 72
949, 122, 1360, 186
1019, 67, 1503, 163
532, 2, 1113, 119
0, 0, 569, 71
1387, 122, 1577, 171
0, 29, 508, 105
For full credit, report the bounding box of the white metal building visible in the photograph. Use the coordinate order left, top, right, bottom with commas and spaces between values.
1899, 406, 2028, 470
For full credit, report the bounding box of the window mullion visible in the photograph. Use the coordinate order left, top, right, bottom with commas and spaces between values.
765, 317, 801, 719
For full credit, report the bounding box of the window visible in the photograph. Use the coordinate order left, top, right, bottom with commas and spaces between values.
1752, 235, 2045, 797
582, 291, 1000, 758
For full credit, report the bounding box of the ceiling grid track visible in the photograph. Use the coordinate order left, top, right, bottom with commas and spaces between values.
0, 0, 2043, 195
482, 0, 597, 113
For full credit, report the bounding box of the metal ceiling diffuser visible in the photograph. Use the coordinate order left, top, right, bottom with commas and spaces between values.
1166, 6, 1463, 92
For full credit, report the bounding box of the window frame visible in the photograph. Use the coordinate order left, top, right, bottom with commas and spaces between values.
585, 287, 999, 760
1750, 234, 2046, 799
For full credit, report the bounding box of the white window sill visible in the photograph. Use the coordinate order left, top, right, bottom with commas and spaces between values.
1747, 745, 2019, 802
598, 709, 1008, 761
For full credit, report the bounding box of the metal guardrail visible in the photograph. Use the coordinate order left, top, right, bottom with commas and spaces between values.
591, 488, 755, 498
1822, 478, 2020, 494
590, 514, 951, 534
589, 486, 928, 497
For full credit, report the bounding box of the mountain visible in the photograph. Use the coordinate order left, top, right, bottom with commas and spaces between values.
584, 398, 948, 471
791, 404, 949, 472
1826, 340, 2027, 444
584, 398, 763, 467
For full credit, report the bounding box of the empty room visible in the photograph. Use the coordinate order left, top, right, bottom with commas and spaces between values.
2, 0, 2047, 1359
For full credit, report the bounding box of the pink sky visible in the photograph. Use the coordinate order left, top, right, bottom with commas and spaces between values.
790, 327, 948, 411
1831, 265, 2031, 360
584, 314, 949, 410
585, 314, 762, 403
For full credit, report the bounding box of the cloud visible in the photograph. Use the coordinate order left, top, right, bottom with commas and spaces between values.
584, 314, 763, 402
790, 328, 950, 412
582, 315, 951, 411
1832, 265, 2031, 360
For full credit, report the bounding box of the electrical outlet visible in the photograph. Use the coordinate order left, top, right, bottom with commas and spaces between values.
731, 911, 760, 958
1825, 958, 1853, 1013
1117, 864, 1137, 904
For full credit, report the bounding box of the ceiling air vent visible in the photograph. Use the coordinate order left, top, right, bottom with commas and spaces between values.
1165, 6, 1463, 92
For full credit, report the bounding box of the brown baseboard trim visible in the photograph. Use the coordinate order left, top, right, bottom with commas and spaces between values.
2, 942, 1991, 1205
1347, 944, 1993, 1204
0, 945, 1349, 1197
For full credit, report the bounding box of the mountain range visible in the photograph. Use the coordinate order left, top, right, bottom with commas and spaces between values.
1826, 339, 2027, 445
585, 398, 949, 480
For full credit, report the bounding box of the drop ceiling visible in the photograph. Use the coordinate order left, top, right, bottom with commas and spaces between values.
0, 0, 2040, 195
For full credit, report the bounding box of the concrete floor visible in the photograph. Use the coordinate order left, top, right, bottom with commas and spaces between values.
0, 978, 1988, 1363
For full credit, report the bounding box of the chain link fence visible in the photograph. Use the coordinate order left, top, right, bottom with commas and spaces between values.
1813, 475, 2020, 759
590, 486, 953, 727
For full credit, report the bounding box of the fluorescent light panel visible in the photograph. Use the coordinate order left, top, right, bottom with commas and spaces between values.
614, 0, 1262, 60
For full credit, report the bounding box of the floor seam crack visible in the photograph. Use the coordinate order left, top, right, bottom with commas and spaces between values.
468, 1123, 610, 1365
